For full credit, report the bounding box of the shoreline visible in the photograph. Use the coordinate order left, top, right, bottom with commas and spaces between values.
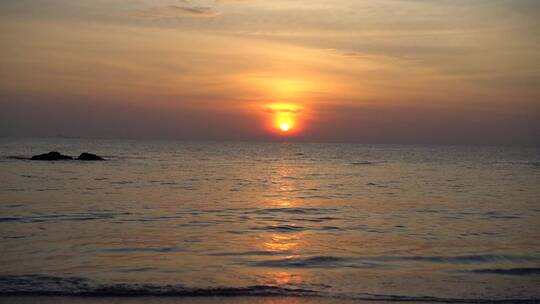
0, 296, 358, 304
1, 295, 539, 304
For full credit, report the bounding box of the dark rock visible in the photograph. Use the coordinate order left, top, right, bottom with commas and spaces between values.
31, 152, 73, 161
77, 152, 104, 161
7, 156, 30, 160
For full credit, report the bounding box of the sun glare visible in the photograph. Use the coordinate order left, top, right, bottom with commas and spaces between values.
276, 116, 294, 133
264, 103, 302, 136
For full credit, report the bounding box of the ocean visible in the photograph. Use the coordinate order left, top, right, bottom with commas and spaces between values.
0, 138, 539, 302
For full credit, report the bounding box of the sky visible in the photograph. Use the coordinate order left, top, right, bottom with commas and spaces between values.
0, 0, 539, 145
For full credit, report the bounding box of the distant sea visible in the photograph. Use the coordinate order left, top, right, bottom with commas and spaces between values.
1, 138, 539, 302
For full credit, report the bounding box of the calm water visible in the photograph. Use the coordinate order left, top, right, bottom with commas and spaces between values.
1, 139, 539, 301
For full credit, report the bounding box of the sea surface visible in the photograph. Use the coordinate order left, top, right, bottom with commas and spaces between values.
0, 139, 539, 302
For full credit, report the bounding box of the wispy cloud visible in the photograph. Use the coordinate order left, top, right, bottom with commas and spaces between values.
135, 5, 219, 19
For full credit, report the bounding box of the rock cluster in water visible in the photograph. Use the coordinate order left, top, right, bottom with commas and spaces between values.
31, 151, 72, 160
77, 152, 104, 161
30, 151, 104, 161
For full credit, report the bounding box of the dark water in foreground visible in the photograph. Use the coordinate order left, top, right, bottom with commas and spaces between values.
0, 139, 539, 302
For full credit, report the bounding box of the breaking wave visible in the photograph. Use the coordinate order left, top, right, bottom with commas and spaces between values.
0, 275, 537, 303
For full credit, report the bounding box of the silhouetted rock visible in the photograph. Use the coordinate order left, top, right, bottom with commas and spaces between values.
31, 152, 73, 161
7, 156, 30, 160
77, 152, 104, 161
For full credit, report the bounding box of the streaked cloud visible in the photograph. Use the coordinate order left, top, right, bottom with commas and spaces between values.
135, 5, 219, 19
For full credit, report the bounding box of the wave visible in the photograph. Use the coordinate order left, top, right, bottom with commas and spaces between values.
0, 275, 537, 303
467, 268, 540, 276
0, 212, 129, 223
372, 254, 540, 264
494, 160, 540, 167
0, 275, 314, 297
351, 161, 379, 165
253, 225, 306, 232
209, 250, 292, 256
250, 207, 338, 215
250, 256, 387, 269
249, 254, 540, 269
98, 246, 180, 253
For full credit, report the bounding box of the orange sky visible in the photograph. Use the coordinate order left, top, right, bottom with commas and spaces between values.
0, 0, 539, 144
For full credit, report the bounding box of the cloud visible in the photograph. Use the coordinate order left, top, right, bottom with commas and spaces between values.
172, 5, 218, 17
136, 5, 219, 19
265, 108, 301, 114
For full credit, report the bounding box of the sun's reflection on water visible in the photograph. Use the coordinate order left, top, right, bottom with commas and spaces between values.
264, 233, 299, 253
265, 270, 304, 285
267, 164, 301, 207
252, 160, 317, 291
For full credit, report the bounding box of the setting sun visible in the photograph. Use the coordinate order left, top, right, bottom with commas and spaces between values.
276, 117, 294, 133
264, 103, 303, 136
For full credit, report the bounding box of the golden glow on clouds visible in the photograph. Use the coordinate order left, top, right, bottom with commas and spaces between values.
263, 78, 316, 100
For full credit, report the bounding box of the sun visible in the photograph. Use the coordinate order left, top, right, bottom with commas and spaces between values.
264, 103, 302, 135
276, 116, 294, 133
